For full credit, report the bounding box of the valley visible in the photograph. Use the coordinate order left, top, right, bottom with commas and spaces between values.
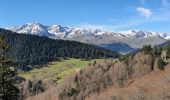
1, 0, 170, 99
25, 44, 170, 100
1, 25, 170, 100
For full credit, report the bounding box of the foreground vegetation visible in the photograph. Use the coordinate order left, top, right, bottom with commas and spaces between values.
0, 37, 19, 100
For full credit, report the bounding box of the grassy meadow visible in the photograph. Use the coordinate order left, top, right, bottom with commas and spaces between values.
18, 58, 105, 83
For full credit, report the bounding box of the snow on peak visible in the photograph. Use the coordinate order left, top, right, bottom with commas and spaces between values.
6, 22, 170, 40
160, 33, 170, 40
25, 22, 42, 26
120, 30, 159, 38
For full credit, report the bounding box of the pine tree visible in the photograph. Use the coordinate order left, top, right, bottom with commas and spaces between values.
157, 58, 166, 70
142, 45, 152, 54
0, 37, 19, 100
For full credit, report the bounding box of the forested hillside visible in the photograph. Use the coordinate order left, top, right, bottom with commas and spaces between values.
34, 44, 170, 100
0, 29, 119, 70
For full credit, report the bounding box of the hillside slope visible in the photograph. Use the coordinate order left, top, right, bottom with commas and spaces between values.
100, 42, 136, 54
26, 49, 170, 100
0, 28, 119, 70
86, 63, 170, 100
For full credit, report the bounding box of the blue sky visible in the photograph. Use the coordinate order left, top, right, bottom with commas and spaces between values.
0, 0, 170, 33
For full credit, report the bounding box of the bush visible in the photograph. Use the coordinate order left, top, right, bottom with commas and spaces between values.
58, 93, 64, 100
92, 61, 97, 66
27, 80, 45, 95
110, 95, 117, 100
88, 62, 91, 66
157, 58, 166, 70
142, 45, 152, 54
67, 88, 77, 97
116, 77, 124, 87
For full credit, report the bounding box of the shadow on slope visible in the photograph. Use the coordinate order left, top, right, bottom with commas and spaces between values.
100, 42, 136, 55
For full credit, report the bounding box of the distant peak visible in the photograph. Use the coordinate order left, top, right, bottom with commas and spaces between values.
6, 23, 170, 40
26, 22, 40, 25
51, 25, 60, 27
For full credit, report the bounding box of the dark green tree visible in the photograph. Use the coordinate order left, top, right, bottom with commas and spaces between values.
27, 80, 44, 96
158, 46, 162, 56
152, 45, 158, 57
142, 45, 152, 54
0, 37, 19, 100
157, 58, 166, 70
166, 43, 170, 59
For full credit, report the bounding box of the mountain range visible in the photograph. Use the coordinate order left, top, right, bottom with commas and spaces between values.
6, 22, 170, 54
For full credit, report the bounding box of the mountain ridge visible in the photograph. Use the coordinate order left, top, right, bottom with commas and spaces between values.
6, 22, 170, 40
6, 22, 169, 54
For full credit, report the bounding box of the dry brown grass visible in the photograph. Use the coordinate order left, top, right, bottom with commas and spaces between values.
25, 52, 170, 100
86, 63, 170, 100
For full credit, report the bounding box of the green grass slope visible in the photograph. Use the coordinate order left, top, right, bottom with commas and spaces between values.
18, 59, 105, 83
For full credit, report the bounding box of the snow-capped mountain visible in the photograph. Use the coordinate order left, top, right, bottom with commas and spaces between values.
120, 30, 159, 38
6, 22, 169, 54
160, 33, 170, 40
7, 22, 170, 40
8, 23, 53, 37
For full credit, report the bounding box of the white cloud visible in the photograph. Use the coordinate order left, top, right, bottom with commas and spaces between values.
77, 11, 170, 31
77, 3, 170, 32
136, 7, 153, 18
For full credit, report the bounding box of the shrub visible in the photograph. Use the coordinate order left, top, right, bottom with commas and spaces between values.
157, 58, 166, 70
58, 93, 64, 100
27, 80, 33, 93
142, 45, 152, 54
92, 61, 97, 66
74, 75, 78, 83
88, 62, 91, 66
116, 76, 124, 87
110, 95, 117, 100
67, 88, 77, 97
27, 80, 45, 95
